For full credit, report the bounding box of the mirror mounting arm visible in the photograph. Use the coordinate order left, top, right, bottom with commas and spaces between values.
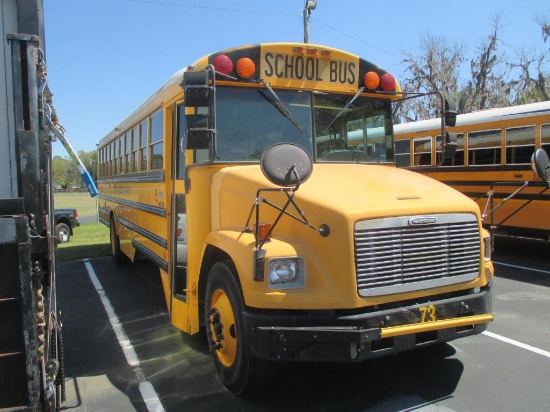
246, 143, 330, 281
377, 90, 457, 162
246, 184, 330, 281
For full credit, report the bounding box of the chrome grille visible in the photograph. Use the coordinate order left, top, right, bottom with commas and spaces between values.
354, 214, 480, 297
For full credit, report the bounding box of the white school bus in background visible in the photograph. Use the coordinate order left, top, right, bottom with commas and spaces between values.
394, 101, 550, 240
97, 43, 493, 395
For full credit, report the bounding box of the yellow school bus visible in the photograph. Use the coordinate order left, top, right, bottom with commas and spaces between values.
394, 101, 550, 240
97, 43, 493, 395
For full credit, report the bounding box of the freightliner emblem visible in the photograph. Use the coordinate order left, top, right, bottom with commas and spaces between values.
409, 217, 437, 226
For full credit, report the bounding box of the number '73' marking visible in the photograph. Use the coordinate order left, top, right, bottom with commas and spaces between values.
418, 305, 437, 322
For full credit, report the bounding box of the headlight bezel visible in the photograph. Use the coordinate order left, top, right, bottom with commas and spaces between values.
268, 257, 306, 290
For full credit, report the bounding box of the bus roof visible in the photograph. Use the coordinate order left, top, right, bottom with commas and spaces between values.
99, 42, 401, 147
394, 100, 550, 135
98, 67, 186, 147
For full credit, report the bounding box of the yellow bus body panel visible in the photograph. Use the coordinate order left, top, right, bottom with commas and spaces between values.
171, 297, 190, 334
394, 101, 550, 237
191, 43, 402, 96
98, 179, 169, 265
185, 162, 490, 312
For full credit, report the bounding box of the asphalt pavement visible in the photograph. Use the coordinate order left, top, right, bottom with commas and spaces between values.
57, 237, 550, 411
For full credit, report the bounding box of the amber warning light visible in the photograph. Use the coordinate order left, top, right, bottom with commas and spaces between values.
211, 49, 395, 92
364, 71, 395, 92
255, 222, 273, 242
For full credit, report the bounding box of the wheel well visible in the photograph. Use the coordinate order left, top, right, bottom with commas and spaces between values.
55, 218, 72, 234
109, 211, 118, 236
198, 245, 241, 328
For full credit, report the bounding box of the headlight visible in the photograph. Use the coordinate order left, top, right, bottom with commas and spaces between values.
268, 257, 306, 290
483, 233, 492, 261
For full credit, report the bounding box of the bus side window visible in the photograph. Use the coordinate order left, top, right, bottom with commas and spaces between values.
468, 129, 501, 165
394, 140, 410, 167
505, 126, 535, 164
150, 110, 164, 170
413, 137, 432, 166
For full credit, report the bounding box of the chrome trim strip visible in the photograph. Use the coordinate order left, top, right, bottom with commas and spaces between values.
132, 239, 168, 271
98, 194, 166, 218
98, 216, 109, 227
117, 216, 167, 248
358, 273, 478, 297
355, 213, 476, 231
98, 170, 165, 184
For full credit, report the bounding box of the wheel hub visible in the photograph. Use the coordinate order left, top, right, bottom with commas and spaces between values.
208, 308, 225, 350
207, 290, 237, 367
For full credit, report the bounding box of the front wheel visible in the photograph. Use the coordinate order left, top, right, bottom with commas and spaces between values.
205, 261, 274, 395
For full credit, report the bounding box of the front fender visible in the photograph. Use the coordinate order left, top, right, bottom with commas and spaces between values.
204, 228, 302, 308
203, 227, 355, 310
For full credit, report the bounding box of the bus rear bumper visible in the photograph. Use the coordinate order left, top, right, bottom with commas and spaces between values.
243, 285, 492, 362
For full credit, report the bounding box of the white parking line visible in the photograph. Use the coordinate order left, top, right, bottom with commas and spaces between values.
83, 259, 166, 412
485, 261, 550, 359
483, 331, 550, 359
493, 260, 550, 275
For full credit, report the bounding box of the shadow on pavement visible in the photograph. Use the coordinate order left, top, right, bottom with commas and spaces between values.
58, 257, 464, 412
492, 236, 550, 288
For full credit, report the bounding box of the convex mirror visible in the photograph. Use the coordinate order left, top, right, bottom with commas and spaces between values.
260, 143, 313, 187
531, 148, 550, 182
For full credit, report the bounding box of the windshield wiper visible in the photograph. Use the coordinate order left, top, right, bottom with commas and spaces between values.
324, 87, 365, 132
259, 79, 304, 133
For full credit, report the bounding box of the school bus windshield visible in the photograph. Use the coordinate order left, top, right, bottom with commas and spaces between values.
215, 86, 394, 163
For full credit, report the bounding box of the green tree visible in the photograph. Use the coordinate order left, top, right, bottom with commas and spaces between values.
77, 150, 98, 183
52, 150, 97, 190
52, 156, 78, 190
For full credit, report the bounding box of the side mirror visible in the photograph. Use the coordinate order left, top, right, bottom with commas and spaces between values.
181, 68, 215, 152
445, 99, 457, 127
185, 114, 210, 150
531, 148, 550, 182
444, 99, 457, 127
260, 143, 313, 188
183, 71, 211, 106
442, 132, 457, 159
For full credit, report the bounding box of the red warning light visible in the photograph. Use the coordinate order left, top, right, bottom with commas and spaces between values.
212, 54, 233, 75
380, 73, 395, 91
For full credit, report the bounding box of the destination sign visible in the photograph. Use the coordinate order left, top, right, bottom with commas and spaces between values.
260, 51, 359, 92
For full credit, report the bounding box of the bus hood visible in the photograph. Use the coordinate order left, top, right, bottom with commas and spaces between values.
212, 163, 481, 230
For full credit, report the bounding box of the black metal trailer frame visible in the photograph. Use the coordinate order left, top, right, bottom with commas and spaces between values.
0, 31, 65, 412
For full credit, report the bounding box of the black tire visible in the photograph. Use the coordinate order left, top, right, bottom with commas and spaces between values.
55, 223, 71, 243
110, 217, 124, 265
205, 261, 274, 395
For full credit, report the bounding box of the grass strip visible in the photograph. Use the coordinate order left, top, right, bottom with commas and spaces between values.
57, 222, 110, 262
54, 192, 98, 218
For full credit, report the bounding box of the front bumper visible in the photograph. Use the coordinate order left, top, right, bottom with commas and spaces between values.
243, 284, 492, 362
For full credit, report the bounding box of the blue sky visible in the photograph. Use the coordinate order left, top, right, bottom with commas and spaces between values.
44, 0, 549, 157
